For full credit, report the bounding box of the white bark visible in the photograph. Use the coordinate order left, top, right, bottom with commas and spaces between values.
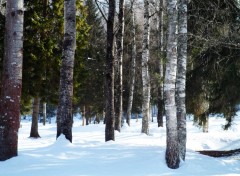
164, 0, 180, 169
0, 0, 24, 161
82, 106, 86, 126
115, 0, 125, 132
176, 0, 187, 161
43, 102, 46, 126
141, 0, 150, 135
126, 3, 136, 126
56, 0, 76, 142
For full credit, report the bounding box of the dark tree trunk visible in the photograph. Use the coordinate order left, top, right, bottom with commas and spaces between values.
56, 0, 76, 143
157, 0, 164, 128
198, 148, 240, 157
30, 97, 41, 138
0, 0, 24, 161
105, 0, 116, 142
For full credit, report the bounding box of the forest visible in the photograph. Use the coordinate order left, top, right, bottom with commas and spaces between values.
0, 0, 240, 171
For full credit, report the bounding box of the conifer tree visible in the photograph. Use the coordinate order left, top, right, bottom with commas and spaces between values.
74, 0, 105, 119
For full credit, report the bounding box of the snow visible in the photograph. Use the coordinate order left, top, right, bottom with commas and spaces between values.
1, 114, 240, 176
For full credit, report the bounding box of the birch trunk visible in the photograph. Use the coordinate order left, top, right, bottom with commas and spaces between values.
105, 0, 116, 141
126, 3, 136, 126
115, 0, 125, 132
56, 0, 76, 142
164, 0, 180, 169
141, 0, 150, 135
43, 102, 46, 126
202, 113, 209, 133
82, 105, 86, 126
30, 97, 41, 138
0, 0, 24, 161
157, 0, 164, 127
176, 0, 187, 161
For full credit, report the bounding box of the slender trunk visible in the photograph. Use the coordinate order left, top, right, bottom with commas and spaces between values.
56, 0, 76, 142
86, 106, 90, 125
157, 0, 164, 127
164, 0, 180, 169
176, 0, 187, 161
82, 105, 86, 126
115, 0, 125, 132
141, 0, 150, 135
43, 102, 46, 126
126, 4, 136, 127
30, 97, 41, 138
0, 0, 24, 161
95, 114, 100, 124
105, 0, 116, 141
202, 113, 209, 133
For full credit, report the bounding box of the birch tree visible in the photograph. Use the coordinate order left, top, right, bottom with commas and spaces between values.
115, 0, 125, 132
126, 1, 136, 126
43, 102, 47, 125
157, 0, 165, 127
0, 0, 24, 161
56, 0, 76, 142
141, 0, 150, 135
164, 0, 180, 169
176, 0, 187, 161
105, 0, 116, 141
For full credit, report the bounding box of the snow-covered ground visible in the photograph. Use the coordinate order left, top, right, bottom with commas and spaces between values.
1, 114, 240, 176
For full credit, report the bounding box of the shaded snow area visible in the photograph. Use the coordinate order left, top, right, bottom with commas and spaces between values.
1, 114, 240, 176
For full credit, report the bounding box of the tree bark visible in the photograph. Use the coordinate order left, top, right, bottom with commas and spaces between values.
157, 0, 165, 128
141, 0, 150, 135
30, 97, 41, 138
126, 2, 136, 127
164, 0, 180, 169
202, 112, 209, 133
56, 0, 76, 143
105, 0, 116, 141
176, 0, 187, 161
115, 0, 125, 132
0, 0, 24, 161
43, 102, 46, 126
82, 105, 86, 126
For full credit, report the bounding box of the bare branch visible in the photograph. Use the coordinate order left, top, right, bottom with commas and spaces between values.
95, 0, 107, 22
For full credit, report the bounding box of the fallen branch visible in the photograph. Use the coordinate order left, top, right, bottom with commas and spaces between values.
197, 148, 240, 157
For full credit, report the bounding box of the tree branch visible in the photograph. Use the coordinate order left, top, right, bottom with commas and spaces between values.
95, 0, 107, 22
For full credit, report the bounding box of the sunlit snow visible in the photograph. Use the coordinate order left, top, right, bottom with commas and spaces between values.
0, 113, 240, 176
